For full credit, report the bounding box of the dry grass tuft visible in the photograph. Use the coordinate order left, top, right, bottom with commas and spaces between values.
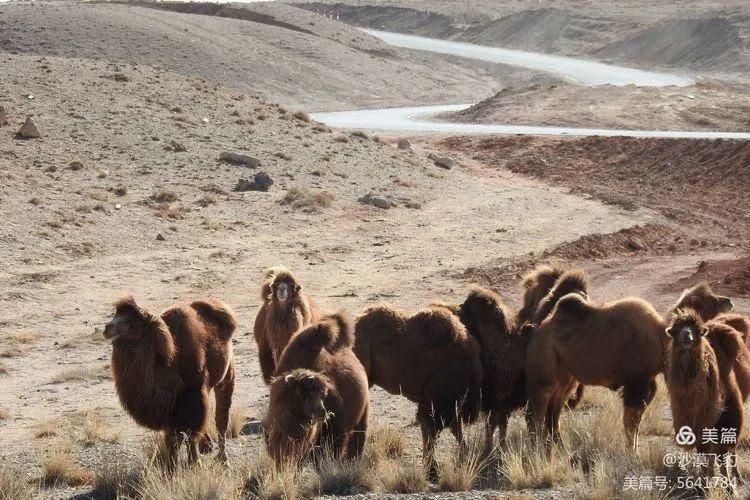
228, 405, 247, 439
367, 423, 406, 462
40, 444, 94, 488
80, 411, 121, 446
52, 365, 111, 384
279, 188, 334, 212
34, 419, 57, 439
92, 450, 143, 499
438, 429, 491, 492
196, 195, 217, 207
245, 455, 311, 500
293, 111, 310, 123
314, 451, 376, 496
379, 460, 428, 494
1, 331, 41, 357
0, 463, 39, 499
150, 190, 179, 203
139, 461, 240, 500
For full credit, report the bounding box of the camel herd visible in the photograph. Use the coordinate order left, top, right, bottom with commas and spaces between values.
102, 263, 750, 481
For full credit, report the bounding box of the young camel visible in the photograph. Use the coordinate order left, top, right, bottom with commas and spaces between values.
266, 312, 369, 465
104, 295, 236, 467
353, 305, 482, 480
525, 293, 666, 452
254, 266, 319, 383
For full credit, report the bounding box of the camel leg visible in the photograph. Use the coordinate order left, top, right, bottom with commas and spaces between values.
483, 411, 497, 458
527, 385, 552, 446
187, 437, 200, 466
548, 396, 565, 444
417, 403, 440, 483
164, 428, 183, 472
347, 406, 368, 460
622, 378, 657, 453
214, 361, 235, 465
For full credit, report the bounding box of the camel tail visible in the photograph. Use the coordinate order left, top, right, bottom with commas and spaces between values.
191, 299, 237, 340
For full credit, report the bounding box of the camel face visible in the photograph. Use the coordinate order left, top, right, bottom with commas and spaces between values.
667, 312, 708, 349
104, 299, 146, 343
280, 370, 329, 424
273, 277, 302, 305
674, 283, 734, 321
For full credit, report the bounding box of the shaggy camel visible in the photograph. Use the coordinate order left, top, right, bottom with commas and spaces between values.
254, 266, 319, 383
354, 305, 482, 479
267, 312, 369, 465
104, 295, 236, 466
671, 283, 750, 401
665, 309, 744, 479
517, 263, 573, 326
525, 294, 665, 452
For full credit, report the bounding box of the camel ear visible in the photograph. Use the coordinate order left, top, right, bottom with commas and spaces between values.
665, 326, 676, 337
115, 294, 144, 317
295, 283, 302, 293
700, 326, 709, 337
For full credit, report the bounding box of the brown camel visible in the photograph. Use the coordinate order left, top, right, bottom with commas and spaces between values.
104, 295, 236, 467
525, 293, 665, 452
665, 308, 744, 479
267, 312, 369, 465
253, 266, 319, 384
353, 305, 482, 480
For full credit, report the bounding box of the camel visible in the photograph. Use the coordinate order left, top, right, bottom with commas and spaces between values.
267, 312, 368, 465
353, 305, 482, 480
665, 308, 744, 480
525, 293, 666, 452
254, 266, 319, 383
104, 295, 236, 467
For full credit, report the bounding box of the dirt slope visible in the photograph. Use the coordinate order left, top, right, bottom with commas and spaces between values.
439, 81, 750, 132
0, 2, 547, 111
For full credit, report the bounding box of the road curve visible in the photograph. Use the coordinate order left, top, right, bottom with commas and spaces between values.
312, 30, 750, 139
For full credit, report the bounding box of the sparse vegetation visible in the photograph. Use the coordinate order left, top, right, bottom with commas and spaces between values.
279, 188, 334, 212
196, 194, 217, 207
52, 365, 110, 384
40, 444, 94, 488
293, 111, 310, 123
149, 190, 179, 204
0, 463, 39, 499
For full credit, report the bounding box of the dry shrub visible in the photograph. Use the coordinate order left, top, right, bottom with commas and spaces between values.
313, 450, 376, 496
80, 411, 121, 446
293, 111, 310, 123
92, 449, 143, 499
138, 461, 240, 500
438, 428, 491, 492
52, 365, 110, 384
34, 419, 57, 439
196, 195, 217, 207
40, 444, 94, 487
150, 190, 179, 204
156, 203, 188, 220
350, 130, 369, 140
279, 188, 334, 212
245, 455, 311, 500
378, 460, 427, 494
367, 423, 405, 463
0, 463, 39, 499
228, 405, 247, 439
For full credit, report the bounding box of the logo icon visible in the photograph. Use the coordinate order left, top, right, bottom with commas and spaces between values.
676, 426, 696, 446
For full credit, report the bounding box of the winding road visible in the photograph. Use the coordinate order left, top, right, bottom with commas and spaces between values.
311, 30, 750, 139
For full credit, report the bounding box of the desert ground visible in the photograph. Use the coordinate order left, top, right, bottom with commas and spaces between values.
0, 1, 749, 499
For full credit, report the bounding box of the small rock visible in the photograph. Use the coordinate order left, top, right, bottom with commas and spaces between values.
626, 238, 647, 251
427, 152, 438, 161
397, 139, 413, 151
201, 117, 210, 124
434, 156, 455, 169
68, 161, 84, 171
253, 172, 274, 191
17, 116, 40, 138
241, 419, 264, 436
219, 151, 261, 168
689, 238, 700, 246
114, 203, 121, 210
234, 172, 273, 192
156, 233, 166, 241
358, 194, 393, 209
0, 106, 7, 126
169, 140, 187, 152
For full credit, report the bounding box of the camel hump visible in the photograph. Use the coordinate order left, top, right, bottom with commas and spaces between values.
551, 293, 591, 322
534, 269, 588, 324
709, 321, 745, 363
462, 286, 514, 334
191, 299, 237, 340
411, 307, 466, 347
319, 311, 355, 352
260, 265, 293, 300
521, 263, 569, 291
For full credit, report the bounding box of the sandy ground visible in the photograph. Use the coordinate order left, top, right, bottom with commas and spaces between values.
438, 80, 750, 132
1, 1, 750, 498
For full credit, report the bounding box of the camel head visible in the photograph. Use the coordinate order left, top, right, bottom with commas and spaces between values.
272, 369, 330, 424
674, 283, 733, 322
104, 294, 175, 363
271, 272, 302, 306
666, 308, 708, 350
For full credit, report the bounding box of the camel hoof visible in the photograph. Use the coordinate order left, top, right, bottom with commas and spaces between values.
215, 452, 230, 467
